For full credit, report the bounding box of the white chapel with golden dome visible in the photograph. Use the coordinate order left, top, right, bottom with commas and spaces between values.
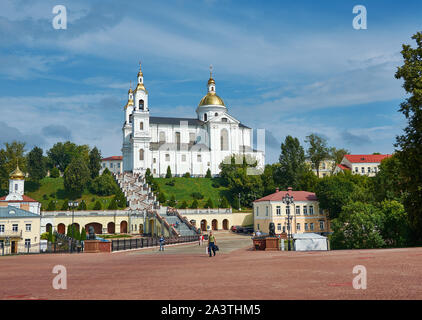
122, 63, 265, 177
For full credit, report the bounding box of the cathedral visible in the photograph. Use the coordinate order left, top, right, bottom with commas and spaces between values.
122, 63, 265, 177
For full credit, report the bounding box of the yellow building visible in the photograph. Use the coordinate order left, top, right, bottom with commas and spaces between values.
253, 187, 332, 236
0, 206, 41, 254
305, 159, 335, 178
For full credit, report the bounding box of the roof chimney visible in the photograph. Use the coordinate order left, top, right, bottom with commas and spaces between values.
287, 187, 293, 192
276, 187, 279, 193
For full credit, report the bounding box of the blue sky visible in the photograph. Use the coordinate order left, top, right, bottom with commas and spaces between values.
0, 0, 421, 164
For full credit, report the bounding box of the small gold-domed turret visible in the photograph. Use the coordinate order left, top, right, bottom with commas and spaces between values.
198, 65, 224, 107
10, 165, 25, 180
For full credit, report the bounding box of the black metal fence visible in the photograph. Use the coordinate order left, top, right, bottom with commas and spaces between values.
0, 241, 83, 256
111, 235, 199, 252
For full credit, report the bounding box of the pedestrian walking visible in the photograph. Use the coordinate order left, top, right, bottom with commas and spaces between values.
208, 231, 217, 257
159, 235, 165, 251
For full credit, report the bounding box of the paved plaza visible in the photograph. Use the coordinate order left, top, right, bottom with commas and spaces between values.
1, 232, 421, 300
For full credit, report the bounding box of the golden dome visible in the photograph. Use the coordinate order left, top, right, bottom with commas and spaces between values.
198, 92, 225, 107
124, 98, 134, 109
10, 165, 25, 180
135, 82, 148, 94
208, 77, 215, 85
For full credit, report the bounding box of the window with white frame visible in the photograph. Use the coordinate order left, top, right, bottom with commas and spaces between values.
296, 223, 300, 231
12, 224, 18, 232
266, 206, 268, 216
319, 221, 325, 230
305, 223, 308, 231
25, 224, 31, 232
361, 167, 365, 174
296, 206, 300, 215
310, 223, 314, 231
256, 207, 259, 216
355, 167, 359, 173
276, 206, 281, 215
165, 154, 170, 161
282, 226, 286, 233
25, 239, 31, 248
368, 167, 371, 173
0, 225, 4, 233
309, 206, 314, 215
286, 206, 290, 215
277, 223, 282, 231
303, 206, 308, 215
197, 154, 201, 162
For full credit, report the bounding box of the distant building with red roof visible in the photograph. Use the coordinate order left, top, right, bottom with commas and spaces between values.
334, 154, 392, 176
100, 156, 123, 175
253, 187, 331, 236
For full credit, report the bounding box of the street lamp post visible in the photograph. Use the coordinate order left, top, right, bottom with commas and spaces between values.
68, 201, 78, 253
282, 193, 294, 251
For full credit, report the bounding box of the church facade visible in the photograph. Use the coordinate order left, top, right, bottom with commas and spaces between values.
122, 64, 265, 177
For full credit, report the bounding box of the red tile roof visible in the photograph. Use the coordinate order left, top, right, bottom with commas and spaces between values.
254, 189, 317, 202
337, 164, 351, 170
344, 154, 391, 163
102, 156, 123, 161
0, 195, 38, 203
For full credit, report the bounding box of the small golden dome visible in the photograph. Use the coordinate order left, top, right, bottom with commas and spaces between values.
208, 77, 215, 85
10, 166, 25, 180
124, 98, 134, 109
128, 87, 133, 94
198, 92, 225, 107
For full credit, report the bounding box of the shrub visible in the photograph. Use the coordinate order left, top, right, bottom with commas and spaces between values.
80, 227, 87, 241
90, 173, 119, 196
191, 192, 204, 200
190, 199, 199, 209
43, 194, 48, 200
205, 168, 212, 178
204, 197, 214, 209
167, 194, 176, 207
50, 192, 56, 198
50, 167, 60, 178
93, 200, 102, 210
158, 192, 166, 204
179, 200, 188, 209
77, 201, 87, 210
211, 182, 220, 188
183, 172, 191, 178
108, 198, 118, 210
47, 200, 56, 211
165, 179, 175, 186
61, 199, 69, 210
165, 166, 172, 178
40, 232, 49, 240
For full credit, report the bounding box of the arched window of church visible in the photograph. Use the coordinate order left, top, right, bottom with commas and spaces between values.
221, 129, 229, 151
140, 122, 143, 130
215, 113, 218, 116
204, 114, 207, 121
139, 149, 144, 161
139, 100, 144, 110
159, 132, 166, 143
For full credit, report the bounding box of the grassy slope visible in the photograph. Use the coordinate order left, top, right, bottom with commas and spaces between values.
154, 177, 232, 208
26, 177, 116, 210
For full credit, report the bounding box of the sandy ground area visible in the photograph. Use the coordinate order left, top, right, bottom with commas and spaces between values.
1, 231, 421, 300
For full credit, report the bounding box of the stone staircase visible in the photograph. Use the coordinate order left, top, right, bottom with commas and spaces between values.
114, 172, 199, 237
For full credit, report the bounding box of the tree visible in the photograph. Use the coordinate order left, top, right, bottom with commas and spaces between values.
47, 141, 90, 172
183, 172, 191, 178
179, 200, 188, 209
167, 194, 176, 207
61, 199, 69, 211
330, 202, 385, 249
219, 197, 230, 208
145, 168, 153, 184
80, 227, 87, 241
205, 168, 212, 178
297, 167, 319, 193
90, 172, 119, 196
115, 190, 127, 208
63, 156, 91, 196
305, 133, 329, 177
88, 147, 102, 179
93, 200, 102, 210
158, 192, 166, 204
165, 166, 172, 178
315, 171, 371, 220
394, 32, 422, 244
277, 136, 306, 189
204, 197, 214, 208
329, 147, 350, 173
379, 200, 410, 247
26, 147, 46, 182
190, 199, 199, 209
47, 200, 56, 211
108, 198, 118, 210
50, 167, 60, 178
77, 200, 87, 210
370, 155, 404, 202
0, 141, 26, 189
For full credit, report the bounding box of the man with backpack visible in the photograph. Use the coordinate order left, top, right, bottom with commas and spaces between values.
208, 231, 218, 257
159, 235, 165, 251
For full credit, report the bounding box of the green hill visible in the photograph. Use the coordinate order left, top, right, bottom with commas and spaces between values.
25, 177, 119, 210
154, 177, 231, 208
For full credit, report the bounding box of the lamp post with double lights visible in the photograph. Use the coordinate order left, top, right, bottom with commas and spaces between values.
68, 201, 78, 253
282, 193, 294, 251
